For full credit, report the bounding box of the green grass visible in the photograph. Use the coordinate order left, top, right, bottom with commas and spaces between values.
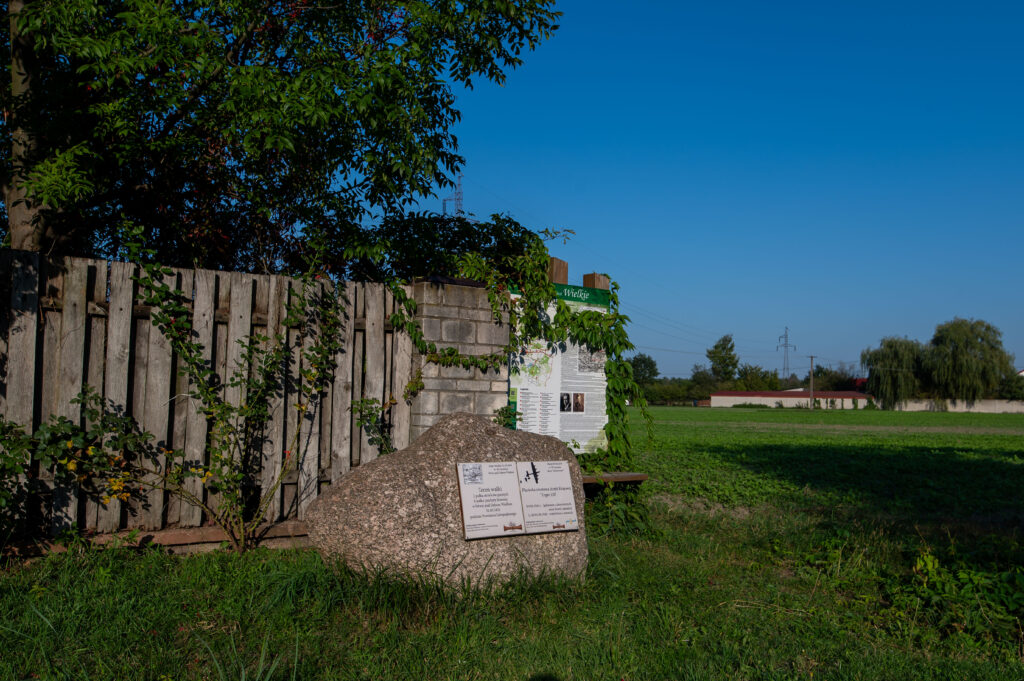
3, 407, 1024, 680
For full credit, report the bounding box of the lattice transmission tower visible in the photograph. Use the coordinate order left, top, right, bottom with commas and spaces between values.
777, 327, 796, 378
442, 173, 464, 215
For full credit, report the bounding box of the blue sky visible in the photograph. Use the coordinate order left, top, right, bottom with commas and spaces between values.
424, 1, 1024, 378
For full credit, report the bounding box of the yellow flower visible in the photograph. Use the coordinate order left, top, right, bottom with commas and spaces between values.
67, 460, 77, 471
66, 440, 74, 449
101, 496, 111, 506
86, 446, 96, 457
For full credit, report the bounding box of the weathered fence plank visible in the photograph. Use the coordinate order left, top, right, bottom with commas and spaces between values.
384, 286, 395, 438
140, 272, 175, 529
6, 254, 40, 428
330, 281, 355, 483
181, 268, 215, 527
207, 272, 231, 517
167, 269, 195, 528
318, 285, 333, 496
53, 258, 89, 531
283, 280, 302, 516
297, 283, 322, 518
127, 305, 150, 529
361, 283, 386, 463
5, 253, 40, 529
98, 261, 134, 532
37, 265, 64, 511
83, 260, 108, 530
261, 275, 287, 522
350, 285, 365, 467
225, 273, 254, 426
391, 285, 414, 450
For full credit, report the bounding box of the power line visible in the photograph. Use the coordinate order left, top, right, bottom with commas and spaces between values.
619, 302, 771, 346
635, 344, 706, 356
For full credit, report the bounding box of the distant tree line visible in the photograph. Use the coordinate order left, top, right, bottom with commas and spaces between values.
627, 335, 860, 405
629, 317, 1023, 409
861, 318, 1024, 409
626, 315, 1019, 405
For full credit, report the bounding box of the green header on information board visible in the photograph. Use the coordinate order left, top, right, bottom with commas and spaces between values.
555, 283, 611, 308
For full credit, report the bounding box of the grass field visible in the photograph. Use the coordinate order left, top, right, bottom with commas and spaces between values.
2, 407, 1024, 680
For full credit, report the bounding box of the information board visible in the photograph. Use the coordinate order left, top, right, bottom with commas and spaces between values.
456, 461, 579, 540
508, 284, 610, 453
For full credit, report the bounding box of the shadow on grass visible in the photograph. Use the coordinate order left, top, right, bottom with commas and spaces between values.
714, 442, 1024, 519
709, 441, 1024, 567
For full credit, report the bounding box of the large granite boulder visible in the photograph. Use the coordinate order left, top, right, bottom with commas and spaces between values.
304, 412, 588, 586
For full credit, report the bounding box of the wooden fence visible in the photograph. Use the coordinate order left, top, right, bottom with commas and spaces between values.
0, 252, 413, 533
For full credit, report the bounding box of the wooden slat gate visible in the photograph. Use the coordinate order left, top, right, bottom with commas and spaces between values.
0, 252, 413, 533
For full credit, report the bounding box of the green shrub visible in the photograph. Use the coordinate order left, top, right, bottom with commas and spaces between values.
0, 418, 32, 539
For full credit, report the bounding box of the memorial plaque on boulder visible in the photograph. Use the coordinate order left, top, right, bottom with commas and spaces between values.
305, 413, 588, 586
456, 460, 579, 539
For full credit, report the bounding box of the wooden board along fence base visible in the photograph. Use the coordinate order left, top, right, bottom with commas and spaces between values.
2, 520, 311, 559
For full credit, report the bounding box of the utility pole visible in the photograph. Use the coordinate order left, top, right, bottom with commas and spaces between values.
808, 355, 816, 410
777, 327, 795, 379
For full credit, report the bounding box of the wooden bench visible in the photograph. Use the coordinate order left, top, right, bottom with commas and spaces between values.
581, 472, 647, 498
581, 472, 648, 485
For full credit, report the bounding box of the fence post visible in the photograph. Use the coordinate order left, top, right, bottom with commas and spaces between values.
548, 257, 568, 284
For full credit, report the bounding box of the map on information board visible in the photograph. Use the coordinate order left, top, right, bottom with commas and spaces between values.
508, 284, 610, 453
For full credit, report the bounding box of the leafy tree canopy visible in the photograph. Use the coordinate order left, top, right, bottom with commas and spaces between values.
346, 212, 540, 282
689, 363, 716, 401
627, 353, 658, 387
810, 362, 858, 392
706, 334, 738, 384
2, 0, 559, 272
1000, 373, 1024, 401
925, 318, 1014, 403
642, 377, 692, 405
861, 337, 924, 410
735, 363, 780, 392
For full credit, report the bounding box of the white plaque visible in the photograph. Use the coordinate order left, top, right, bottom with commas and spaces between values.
456, 462, 525, 540
516, 461, 579, 533
457, 460, 579, 540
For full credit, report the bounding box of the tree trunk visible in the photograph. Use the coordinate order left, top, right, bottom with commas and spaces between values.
6, 0, 43, 250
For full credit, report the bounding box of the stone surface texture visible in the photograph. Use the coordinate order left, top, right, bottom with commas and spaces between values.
305, 412, 588, 586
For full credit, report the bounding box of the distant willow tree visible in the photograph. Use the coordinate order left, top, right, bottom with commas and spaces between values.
925, 318, 1014, 403
861, 337, 924, 410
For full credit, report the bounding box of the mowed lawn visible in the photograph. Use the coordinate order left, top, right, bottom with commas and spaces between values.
3, 407, 1024, 680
